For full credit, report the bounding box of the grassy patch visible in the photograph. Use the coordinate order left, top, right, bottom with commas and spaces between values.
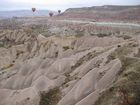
117, 35, 132, 40
106, 45, 133, 63
62, 73, 71, 87
95, 43, 140, 105
75, 30, 85, 38
39, 88, 61, 105
71, 51, 96, 70
1, 64, 14, 70
72, 48, 108, 70
96, 33, 111, 37
90, 32, 112, 37
63, 46, 70, 51
95, 56, 140, 105
0, 44, 3, 47
0, 43, 4, 47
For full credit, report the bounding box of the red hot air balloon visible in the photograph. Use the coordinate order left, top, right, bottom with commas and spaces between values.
32, 8, 36, 12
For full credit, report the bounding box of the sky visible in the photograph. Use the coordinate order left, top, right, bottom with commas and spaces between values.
0, 0, 140, 11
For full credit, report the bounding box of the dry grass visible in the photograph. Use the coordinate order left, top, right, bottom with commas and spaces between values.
63, 46, 70, 51
39, 88, 61, 105
95, 55, 140, 105
106, 45, 133, 63
1, 64, 14, 70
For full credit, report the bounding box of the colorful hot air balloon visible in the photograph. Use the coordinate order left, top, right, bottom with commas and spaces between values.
32, 8, 36, 12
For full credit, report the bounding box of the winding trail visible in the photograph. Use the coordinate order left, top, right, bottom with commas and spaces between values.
57, 19, 140, 29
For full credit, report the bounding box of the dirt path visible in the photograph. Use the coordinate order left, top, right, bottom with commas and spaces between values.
57, 19, 140, 29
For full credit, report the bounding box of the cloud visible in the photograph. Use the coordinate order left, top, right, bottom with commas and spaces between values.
0, 0, 140, 11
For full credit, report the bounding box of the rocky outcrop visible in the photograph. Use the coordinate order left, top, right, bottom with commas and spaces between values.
0, 18, 139, 105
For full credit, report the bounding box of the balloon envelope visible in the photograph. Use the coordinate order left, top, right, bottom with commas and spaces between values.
32, 8, 36, 12
58, 10, 61, 14
49, 12, 53, 17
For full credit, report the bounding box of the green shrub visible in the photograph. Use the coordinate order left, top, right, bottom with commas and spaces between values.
0, 43, 4, 47
39, 88, 61, 105
96, 33, 110, 37
63, 46, 70, 51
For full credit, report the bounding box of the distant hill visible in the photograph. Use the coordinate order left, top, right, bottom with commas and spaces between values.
0, 10, 55, 18
57, 5, 140, 22
65, 5, 140, 12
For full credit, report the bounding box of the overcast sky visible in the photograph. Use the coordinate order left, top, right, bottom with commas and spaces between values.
0, 0, 140, 11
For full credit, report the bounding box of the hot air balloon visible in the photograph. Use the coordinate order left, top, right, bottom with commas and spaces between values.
49, 12, 53, 17
58, 10, 61, 14
32, 8, 36, 12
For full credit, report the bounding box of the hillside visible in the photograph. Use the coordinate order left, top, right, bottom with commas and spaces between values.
57, 5, 140, 23
0, 17, 140, 105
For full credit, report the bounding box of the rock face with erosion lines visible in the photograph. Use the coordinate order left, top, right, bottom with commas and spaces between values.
0, 16, 140, 105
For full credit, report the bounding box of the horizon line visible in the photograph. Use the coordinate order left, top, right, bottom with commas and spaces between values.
0, 4, 140, 12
